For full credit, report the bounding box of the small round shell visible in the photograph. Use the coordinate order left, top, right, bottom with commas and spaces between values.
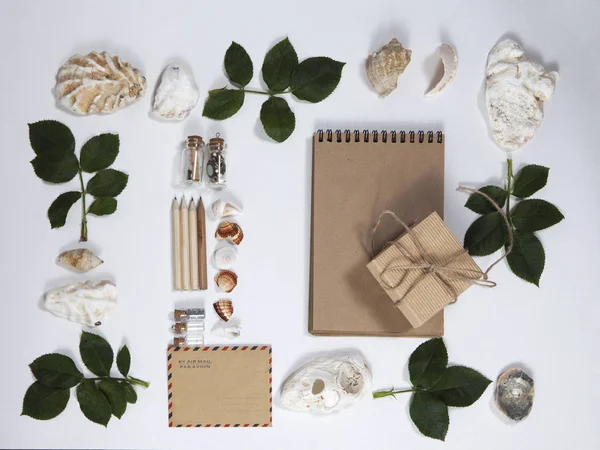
214, 246, 237, 270
214, 270, 238, 293
57, 248, 103, 272
215, 221, 243, 245
366, 38, 412, 97
213, 299, 234, 322
495, 368, 534, 422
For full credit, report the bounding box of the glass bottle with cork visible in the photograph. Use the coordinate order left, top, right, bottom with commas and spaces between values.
181, 135, 204, 186
205, 133, 227, 190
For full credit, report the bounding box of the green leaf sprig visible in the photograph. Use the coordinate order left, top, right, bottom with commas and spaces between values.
463, 159, 564, 286
22, 331, 149, 427
373, 338, 491, 442
203, 38, 345, 143
28, 120, 128, 242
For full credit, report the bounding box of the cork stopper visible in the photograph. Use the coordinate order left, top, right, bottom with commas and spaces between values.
174, 309, 186, 321
173, 337, 185, 346
172, 322, 187, 334
186, 135, 203, 149
209, 133, 225, 150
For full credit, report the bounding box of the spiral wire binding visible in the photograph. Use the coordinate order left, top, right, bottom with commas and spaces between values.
318, 130, 443, 144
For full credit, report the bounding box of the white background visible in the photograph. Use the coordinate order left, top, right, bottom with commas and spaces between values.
0, 0, 599, 448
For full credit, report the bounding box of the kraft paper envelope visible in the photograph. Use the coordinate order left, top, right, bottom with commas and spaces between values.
309, 130, 445, 336
167, 345, 272, 427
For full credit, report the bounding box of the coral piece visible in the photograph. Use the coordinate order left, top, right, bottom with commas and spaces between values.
366, 38, 411, 96
215, 221, 243, 245
485, 39, 558, 151
280, 352, 372, 414
214, 270, 238, 293
55, 51, 146, 115
211, 199, 243, 219
214, 246, 237, 270
44, 280, 117, 327
152, 63, 200, 120
213, 299, 234, 322
57, 248, 103, 272
425, 44, 458, 98
495, 368, 534, 422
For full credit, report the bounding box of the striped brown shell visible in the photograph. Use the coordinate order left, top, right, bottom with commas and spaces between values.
213, 299, 234, 322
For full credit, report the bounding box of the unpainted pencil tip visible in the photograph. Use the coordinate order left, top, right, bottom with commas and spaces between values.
189, 197, 196, 209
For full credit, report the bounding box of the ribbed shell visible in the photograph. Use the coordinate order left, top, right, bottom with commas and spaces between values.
215, 221, 243, 245
213, 299, 234, 322
56, 51, 146, 115
366, 38, 411, 96
215, 270, 238, 293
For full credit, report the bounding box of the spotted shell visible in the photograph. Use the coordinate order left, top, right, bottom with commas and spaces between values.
55, 51, 146, 115
213, 299, 234, 322
215, 221, 243, 245
215, 270, 238, 293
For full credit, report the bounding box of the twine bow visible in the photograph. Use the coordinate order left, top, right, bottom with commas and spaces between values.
371, 186, 513, 305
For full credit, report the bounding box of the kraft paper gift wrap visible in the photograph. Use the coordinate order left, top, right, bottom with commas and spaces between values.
367, 212, 483, 328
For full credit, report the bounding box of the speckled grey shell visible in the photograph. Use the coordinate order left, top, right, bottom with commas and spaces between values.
495, 368, 534, 421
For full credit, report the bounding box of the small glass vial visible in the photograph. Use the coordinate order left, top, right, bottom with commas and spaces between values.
205, 134, 227, 190
174, 308, 206, 321
172, 321, 205, 334
181, 135, 204, 186
174, 335, 204, 347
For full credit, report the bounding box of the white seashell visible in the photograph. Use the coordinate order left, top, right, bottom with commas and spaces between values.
152, 63, 200, 120
55, 51, 146, 115
44, 280, 117, 327
211, 318, 242, 339
57, 248, 103, 272
211, 199, 243, 219
214, 246, 237, 270
280, 352, 372, 414
425, 44, 458, 98
366, 38, 412, 96
485, 39, 558, 151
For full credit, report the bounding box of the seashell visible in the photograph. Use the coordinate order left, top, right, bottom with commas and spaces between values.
214, 270, 238, 293
215, 221, 243, 245
366, 38, 412, 96
214, 246, 237, 270
485, 39, 558, 151
211, 319, 242, 339
55, 51, 146, 115
425, 44, 458, 98
57, 248, 103, 272
495, 368, 534, 422
213, 299, 234, 322
280, 352, 372, 414
152, 62, 200, 120
44, 280, 117, 327
211, 199, 243, 219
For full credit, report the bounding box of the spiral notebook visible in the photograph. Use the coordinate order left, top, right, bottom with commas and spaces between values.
309, 129, 445, 336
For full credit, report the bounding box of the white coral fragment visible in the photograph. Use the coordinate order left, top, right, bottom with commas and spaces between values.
152, 63, 200, 120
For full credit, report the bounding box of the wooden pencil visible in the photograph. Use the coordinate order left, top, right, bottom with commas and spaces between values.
180, 196, 191, 290
172, 198, 182, 290
189, 198, 199, 290
197, 197, 208, 290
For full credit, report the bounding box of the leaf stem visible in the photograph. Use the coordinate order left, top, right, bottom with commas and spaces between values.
372, 388, 415, 399
77, 167, 87, 242
506, 158, 513, 218
86, 376, 150, 388
242, 88, 271, 96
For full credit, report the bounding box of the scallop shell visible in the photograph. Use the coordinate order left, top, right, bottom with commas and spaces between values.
425, 44, 458, 98
495, 368, 534, 422
57, 248, 103, 272
214, 270, 238, 293
211, 199, 243, 219
56, 51, 146, 115
214, 246, 237, 270
366, 38, 412, 96
213, 299, 234, 322
215, 221, 243, 245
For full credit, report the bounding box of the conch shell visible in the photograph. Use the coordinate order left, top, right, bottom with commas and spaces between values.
425, 44, 458, 97
211, 199, 243, 219
215, 221, 243, 245
57, 248, 103, 272
366, 38, 412, 96
44, 280, 117, 327
485, 39, 558, 151
214, 270, 238, 293
213, 299, 234, 322
56, 51, 146, 115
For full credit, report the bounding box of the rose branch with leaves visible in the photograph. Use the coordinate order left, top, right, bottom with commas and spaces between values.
203, 38, 345, 143
28, 120, 128, 242
463, 161, 564, 286
373, 338, 491, 442
22, 331, 149, 427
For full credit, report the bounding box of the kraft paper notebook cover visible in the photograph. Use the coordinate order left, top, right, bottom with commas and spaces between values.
167, 346, 272, 427
309, 129, 445, 336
